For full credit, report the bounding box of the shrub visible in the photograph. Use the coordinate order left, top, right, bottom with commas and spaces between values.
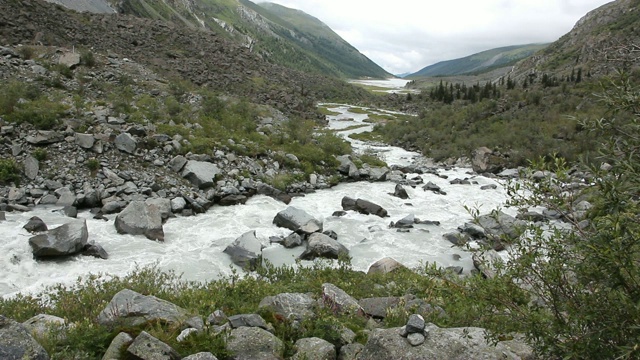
0, 159, 21, 185
86, 158, 100, 172
79, 49, 96, 67
32, 148, 48, 161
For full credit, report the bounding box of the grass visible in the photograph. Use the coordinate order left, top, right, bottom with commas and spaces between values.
317, 106, 341, 116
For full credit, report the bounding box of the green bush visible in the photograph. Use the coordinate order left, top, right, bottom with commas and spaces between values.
8, 97, 68, 130
32, 148, 48, 161
0, 159, 21, 185
79, 49, 96, 67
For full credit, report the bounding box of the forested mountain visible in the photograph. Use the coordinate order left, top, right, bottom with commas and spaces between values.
48, 0, 390, 79
406, 44, 548, 78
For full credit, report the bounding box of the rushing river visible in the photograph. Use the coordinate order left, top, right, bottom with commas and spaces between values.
0, 85, 513, 298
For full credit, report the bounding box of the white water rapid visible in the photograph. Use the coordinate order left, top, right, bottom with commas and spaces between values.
0, 85, 513, 298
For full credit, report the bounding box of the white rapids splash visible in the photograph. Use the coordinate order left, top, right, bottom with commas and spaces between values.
0, 98, 514, 298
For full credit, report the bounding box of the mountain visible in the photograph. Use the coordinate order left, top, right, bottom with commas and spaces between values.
88, 0, 389, 79
511, 0, 640, 79
406, 44, 549, 78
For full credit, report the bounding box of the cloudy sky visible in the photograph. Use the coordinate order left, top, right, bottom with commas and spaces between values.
261, 0, 613, 75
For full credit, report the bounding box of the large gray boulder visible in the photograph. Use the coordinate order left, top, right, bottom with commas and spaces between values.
97, 289, 189, 328
356, 324, 533, 360
341, 197, 388, 218
321, 283, 362, 315
292, 337, 336, 360
273, 206, 322, 235
24, 216, 48, 233
258, 293, 316, 321
0, 315, 50, 360
256, 183, 292, 204
475, 211, 524, 241
300, 233, 349, 260
367, 257, 406, 275
102, 332, 133, 360
26, 131, 63, 145
471, 147, 507, 174
337, 155, 360, 180
115, 133, 137, 154
472, 250, 503, 279
115, 200, 165, 241
75, 133, 95, 149
24, 155, 39, 180
225, 326, 284, 360
223, 230, 263, 270
183, 353, 219, 360
29, 219, 89, 258
127, 331, 180, 360
22, 314, 66, 340
181, 161, 220, 189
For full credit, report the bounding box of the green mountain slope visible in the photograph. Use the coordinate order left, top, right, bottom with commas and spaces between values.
406, 44, 548, 78
106, 0, 389, 79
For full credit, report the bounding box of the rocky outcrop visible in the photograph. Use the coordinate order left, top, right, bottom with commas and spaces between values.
0, 315, 50, 360
96, 289, 189, 328
114, 199, 165, 241
223, 230, 263, 270
28, 219, 89, 258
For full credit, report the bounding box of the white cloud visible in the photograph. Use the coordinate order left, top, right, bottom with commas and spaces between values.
256, 0, 613, 75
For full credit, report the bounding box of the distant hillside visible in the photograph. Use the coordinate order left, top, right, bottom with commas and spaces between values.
88, 0, 389, 79
512, 0, 640, 79
406, 44, 549, 78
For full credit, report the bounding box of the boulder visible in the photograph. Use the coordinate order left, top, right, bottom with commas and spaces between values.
114, 200, 165, 241
340, 343, 364, 360
223, 230, 263, 270
443, 232, 470, 246
273, 206, 322, 235
58, 51, 81, 68
97, 289, 189, 328
423, 181, 446, 195
258, 293, 316, 321
367, 257, 406, 275
168, 155, 188, 173
62, 205, 78, 218
391, 184, 409, 199
476, 211, 524, 241
299, 233, 348, 260
292, 337, 336, 360
321, 283, 362, 315
26, 131, 64, 145
181, 161, 220, 189
82, 244, 109, 259
55, 187, 76, 207
226, 327, 284, 360
75, 133, 95, 149
337, 155, 360, 180
115, 133, 137, 154
0, 211, 5, 221
256, 183, 292, 204
24, 155, 39, 180
228, 314, 268, 330
341, 197, 388, 218
0, 315, 50, 360
219, 195, 248, 206
183, 353, 219, 360
102, 332, 133, 360
22, 314, 66, 339
29, 219, 89, 258
127, 331, 180, 360
170, 197, 187, 212
391, 214, 414, 229
282, 232, 303, 248
367, 167, 389, 182
356, 324, 533, 360
472, 250, 503, 279
23, 216, 47, 233
471, 147, 506, 174
8, 187, 26, 203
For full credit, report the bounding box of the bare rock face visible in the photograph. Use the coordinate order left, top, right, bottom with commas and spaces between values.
28, 219, 88, 258
114, 200, 165, 241
0, 315, 50, 360
97, 289, 189, 328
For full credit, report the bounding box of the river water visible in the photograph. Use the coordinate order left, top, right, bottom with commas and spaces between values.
0, 84, 512, 298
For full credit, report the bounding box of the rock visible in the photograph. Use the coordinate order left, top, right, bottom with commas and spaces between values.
24, 216, 48, 233
8, 187, 26, 203
115, 133, 137, 154
471, 147, 506, 174
443, 232, 470, 246
181, 161, 220, 189
225, 327, 284, 360
114, 200, 165, 241
62, 205, 77, 218
75, 133, 95, 149
391, 184, 409, 199
359, 297, 403, 318
22, 314, 66, 339
168, 155, 188, 173
24, 156, 39, 180
283, 232, 303, 248
476, 211, 524, 241
472, 250, 503, 279
29, 219, 89, 258
407, 333, 425, 346
391, 214, 414, 229
101, 200, 127, 214
258, 293, 316, 321
103, 168, 125, 186
300, 233, 348, 260
206, 310, 228, 326
516, 211, 545, 222
273, 206, 322, 235
0, 211, 5, 221
292, 337, 336, 360
256, 183, 292, 204
480, 184, 498, 190
58, 51, 80, 68
341, 197, 388, 218
337, 155, 360, 179
183, 352, 219, 360
127, 331, 180, 360
102, 332, 133, 360
0, 315, 50, 360
55, 187, 77, 207
332, 210, 347, 217
82, 244, 109, 259
321, 283, 362, 315
97, 289, 189, 328
145, 198, 172, 222
459, 223, 485, 238
339, 343, 364, 360
423, 181, 446, 195
406, 314, 425, 334
228, 314, 268, 330
171, 197, 187, 212
356, 324, 533, 360
26, 131, 64, 145
219, 195, 248, 206
367, 167, 389, 182
367, 257, 406, 275
223, 230, 263, 270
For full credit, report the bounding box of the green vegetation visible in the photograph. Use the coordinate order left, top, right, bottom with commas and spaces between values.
0, 159, 21, 185
32, 148, 48, 161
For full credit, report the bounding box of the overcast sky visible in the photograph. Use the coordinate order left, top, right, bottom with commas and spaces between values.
260, 0, 613, 75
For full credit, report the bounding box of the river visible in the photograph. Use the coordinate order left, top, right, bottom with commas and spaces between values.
0, 82, 513, 298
